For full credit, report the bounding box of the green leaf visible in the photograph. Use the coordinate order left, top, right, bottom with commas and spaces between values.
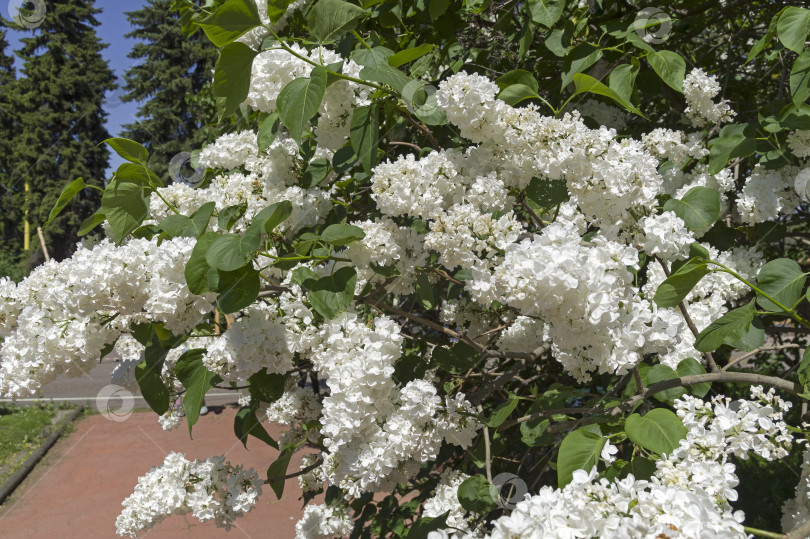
252, 200, 293, 234
647, 50, 685, 93
778, 6, 810, 54
218, 203, 248, 231
557, 429, 606, 487
676, 358, 710, 397
277, 67, 327, 142
495, 70, 540, 94
266, 447, 293, 499
214, 42, 258, 120
695, 301, 757, 352
101, 177, 149, 244
562, 45, 602, 89
307, 266, 357, 319
78, 211, 106, 236
217, 265, 261, 313
320, 223, 366, 246
234, 406, 278, 449
103, 138, 149, 164
497, 84, 539, 106
408, 513, 450, 539
525, 177, 568, 210
185, 232, 219, 295
791, 50, 810, 106
428, 0, 449, 20
724, 316, 765, 352
487, 393, 519, 428
248, 370, 287, 404
198, 0, 262, 47
663, 186, 721, 233
359, 64, 412, 92
432, 342, 480, 374
350, 103, 380, 172
206, 233, 260, 271
135, 360, 170, 415
308, 0, 365, 43
748, 13, 780, 62
608, 63, 639, 103
174, 349, 221, 436
114, 162, 162, 187
45, 177, 87, 228
571, 73, 643, 117
457, 475, 498, 514
257, 113, 280, 153
267, 0, 295, 24
647, 364, 685, 404
415, 272, 435, 310
708, 124, 756, 175
626, 409, 687, 455
159, 202, 215, 239
528, 0, 563, 27
756, 258, 806, 312
521, 413, 553, 447
388, 44, 434, 68
798, 347, 810, 397
653, 257, 709, 308
300, 158, 332, 188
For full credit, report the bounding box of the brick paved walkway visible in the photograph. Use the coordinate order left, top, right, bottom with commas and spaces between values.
0, 407, 318, 539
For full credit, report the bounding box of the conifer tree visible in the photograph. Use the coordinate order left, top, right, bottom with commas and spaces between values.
5, 0, 116, 264
121, 0, 218, 180
0, 24, 20, 278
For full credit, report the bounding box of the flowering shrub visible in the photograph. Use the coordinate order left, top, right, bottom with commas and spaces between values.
4, 0, 810, 537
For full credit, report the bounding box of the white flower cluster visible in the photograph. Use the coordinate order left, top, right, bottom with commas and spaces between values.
737, 164, 802, 224
151, 133, 332, 237
461, 388, 795, 538
202, 302, 292, 383
309, 312, 478, 497
641, 128, 707, 166
635, 211, 695, 261
115, 452, 262, 537
423, 470, 477, 537
199, 130, 258, 170
788, 129, 810, 158
683, 68, 736, 127
0, 238, 214, 398
263, 379, 322, 447
245, 44, 369, 149
782, 447, 810, 533
294, 503, 353, 539
468, 219, 662, 381
433, 71, 663, 229
344, 217, 428, 295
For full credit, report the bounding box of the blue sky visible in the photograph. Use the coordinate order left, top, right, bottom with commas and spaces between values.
5, 0, 152, 174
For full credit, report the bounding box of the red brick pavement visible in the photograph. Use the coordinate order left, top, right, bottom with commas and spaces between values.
0, 406, 319, 539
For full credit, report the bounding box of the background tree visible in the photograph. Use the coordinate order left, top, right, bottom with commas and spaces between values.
4, 0, 115, 265
121, 0, 218, 180
0, 23, 20, 279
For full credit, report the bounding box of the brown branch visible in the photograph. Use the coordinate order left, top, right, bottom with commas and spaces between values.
656, 257, 719, 372
723, 344, 801, 371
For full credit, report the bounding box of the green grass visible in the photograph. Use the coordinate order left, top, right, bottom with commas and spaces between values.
0, 404, 56, 483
